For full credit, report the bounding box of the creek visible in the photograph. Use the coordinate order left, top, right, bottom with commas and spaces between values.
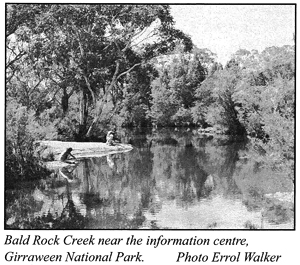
5, 128, 294, 229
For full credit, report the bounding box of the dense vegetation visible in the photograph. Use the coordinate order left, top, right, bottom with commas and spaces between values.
6, 4, 294, 185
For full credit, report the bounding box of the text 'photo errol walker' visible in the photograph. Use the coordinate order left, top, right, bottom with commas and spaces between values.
5, 4, 295, 230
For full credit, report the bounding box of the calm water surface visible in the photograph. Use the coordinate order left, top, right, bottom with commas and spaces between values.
6, 128, 294, 229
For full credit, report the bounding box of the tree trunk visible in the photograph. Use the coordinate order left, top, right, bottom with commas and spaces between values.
85, 93, 107, 138
85, 61, 141, 138
61, 86, 69, 115
79, 89, 88, 138
85, 73, 118, 138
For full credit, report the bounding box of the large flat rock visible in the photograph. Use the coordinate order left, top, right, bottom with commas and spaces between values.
38, 141, 133, 169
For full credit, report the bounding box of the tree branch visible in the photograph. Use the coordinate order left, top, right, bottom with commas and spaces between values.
121, 28, 146, 52
129, 28, 157, 50
28, 78, 43, 97
116, 63, 141, 80
83, 75, 96, 106
6, 51, 26, 68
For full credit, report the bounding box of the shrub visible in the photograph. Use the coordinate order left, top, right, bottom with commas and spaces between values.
172, 106, 193, 126
148, 79, 179, 127
6, 99, 49, 186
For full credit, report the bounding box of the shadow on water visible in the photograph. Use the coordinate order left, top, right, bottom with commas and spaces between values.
6, 128, 294, 229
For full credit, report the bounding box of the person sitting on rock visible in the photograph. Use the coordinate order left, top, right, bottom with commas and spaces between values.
60, 147, 76, 163
106, 127, 121, 146
106, 131, 115, 146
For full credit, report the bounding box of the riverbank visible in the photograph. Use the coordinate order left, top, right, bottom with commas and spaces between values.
37, 141, 133, 169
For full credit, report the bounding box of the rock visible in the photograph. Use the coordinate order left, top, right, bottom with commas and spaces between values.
37, 141, 133, 169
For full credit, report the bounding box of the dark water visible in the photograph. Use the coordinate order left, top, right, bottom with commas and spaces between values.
6, 128, 294, 229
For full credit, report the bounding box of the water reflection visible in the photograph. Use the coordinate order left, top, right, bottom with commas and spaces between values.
6, 129, 294, 229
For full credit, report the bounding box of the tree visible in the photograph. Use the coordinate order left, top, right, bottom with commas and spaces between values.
148, 69, 179, 126
6, 98, 53, 186
149, 47, 208, 127
116, 64, 157, 127
7, 4, 193, 139
233, 45, 295, 176
6, 4, 49, 83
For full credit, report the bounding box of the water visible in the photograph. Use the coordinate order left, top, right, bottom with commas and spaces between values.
5, 128, 294, 229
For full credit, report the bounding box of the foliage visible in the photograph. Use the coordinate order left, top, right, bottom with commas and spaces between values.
6, 99, 50, 187
115, 64, 156, 127
148, 76, 180, 126
149, 47, 210, 127
7, 4, 193, 139
195, 64, 247, 135
6, 4, 294, 184
232, 46, 295, 176
172, 106, 193, 126
190, 45, 294, 177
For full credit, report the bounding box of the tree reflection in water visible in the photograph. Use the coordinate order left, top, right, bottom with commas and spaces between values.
5, 129, 294, 229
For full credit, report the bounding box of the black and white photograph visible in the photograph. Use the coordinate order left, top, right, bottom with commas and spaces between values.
5, 3, 295, 230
